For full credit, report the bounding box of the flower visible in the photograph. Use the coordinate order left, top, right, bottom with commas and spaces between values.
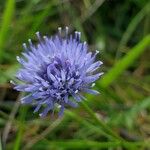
12, 27, 103, 117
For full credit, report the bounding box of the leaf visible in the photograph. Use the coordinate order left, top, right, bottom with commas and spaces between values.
0, 0, 15, 61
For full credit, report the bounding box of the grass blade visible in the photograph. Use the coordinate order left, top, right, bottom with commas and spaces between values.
111, 97, 150, 129
0, 135, 2, 150
65, 110, 113, 139
80, 101, 123, 140
0, 0, 15, 61
22, 118, 63, 150
116, 2, 150, 58
99, 34, 150, 88
13, 106, 27, 150
33, 140, 146, 149
85, 35, 150, 131
86, 35, 150, 104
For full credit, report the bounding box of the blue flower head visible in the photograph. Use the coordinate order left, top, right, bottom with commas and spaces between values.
12, 27, 103, 117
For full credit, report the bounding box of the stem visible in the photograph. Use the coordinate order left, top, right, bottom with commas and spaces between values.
65, 110, 113, 139
80, 101, 123, 141
33, 140, 148, 149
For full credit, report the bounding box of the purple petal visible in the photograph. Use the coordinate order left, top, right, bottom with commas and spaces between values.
83, 89, 99, 95
21, 95, 33, 104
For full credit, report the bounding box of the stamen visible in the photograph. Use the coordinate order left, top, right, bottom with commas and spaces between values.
96, 50, 99, 54
83, 41, 87, 45
16, 56, 20, 62
99, 72, 104, 76
10, 80, 15, 85
58, 27, 62, 36
75, 31, 78, 39
91, 83, 95, 87
35, 31, 41, 40
43, 36, 47, 39
28, 39, 32, 46
77, 32, 81, 40
75, 90, 78, 93
65, 26, 69, 35
22, 43, 28, 51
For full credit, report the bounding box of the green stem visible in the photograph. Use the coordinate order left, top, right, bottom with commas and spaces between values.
0, 135, 2, 150
34, 140, 147, 149
116, 2, 150, 59
65, 110, 113, 139
80, 101, 123, 141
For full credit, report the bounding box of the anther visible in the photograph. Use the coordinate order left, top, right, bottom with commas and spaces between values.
35, 31, 40, 39
75, 90, 78, 94
58, 27, 62, 36
96, 50, 99, 54
91, 83, 95, 87
23, 43, 28, 51
28, 39, 32, 46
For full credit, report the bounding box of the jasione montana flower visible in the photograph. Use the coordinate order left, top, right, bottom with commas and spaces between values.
12, 27, 103, 117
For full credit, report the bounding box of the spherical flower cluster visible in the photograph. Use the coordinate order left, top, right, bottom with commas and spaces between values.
12, 27, 103, 117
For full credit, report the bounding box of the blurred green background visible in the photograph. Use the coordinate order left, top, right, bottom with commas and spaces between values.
0, 0, 150, 149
